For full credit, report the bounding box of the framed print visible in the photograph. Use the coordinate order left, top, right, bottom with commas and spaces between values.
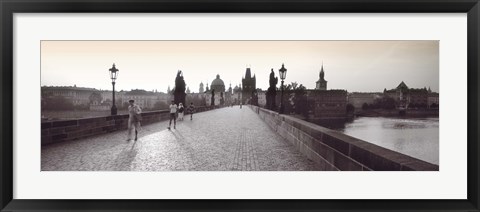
1, 0, 479, 211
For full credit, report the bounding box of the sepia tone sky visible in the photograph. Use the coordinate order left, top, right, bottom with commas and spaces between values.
41, 41, 439, 93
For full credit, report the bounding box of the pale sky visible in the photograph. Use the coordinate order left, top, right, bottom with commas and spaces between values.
41, 41, 439, 93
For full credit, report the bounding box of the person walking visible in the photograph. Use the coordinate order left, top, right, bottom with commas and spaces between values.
178, 103, 185, 121
127, 100, 142, 141
187, 102, 195, 120
168, 100, 177, 130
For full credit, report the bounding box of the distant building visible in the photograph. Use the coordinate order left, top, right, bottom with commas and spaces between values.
211, 74, 225, 92
228, 83, 233, 95
232, 84, 242, 105
242, 67, 256, 104
89, 100, 110, 111
41, 86, 115, 107
308, 89, 347, 118
408, 88, 429, 107
41, 86, 173, 111
315, 64, 327, 90
427, 91, 439, 108
348, 92, 382, 110
383, 81, 431, 109
89, 92, 110, 111
205, 74, 232, 106
123, 89, 157, 109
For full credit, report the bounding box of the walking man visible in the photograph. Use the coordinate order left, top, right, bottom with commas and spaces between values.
127, 100, 142, 141
187, 102, 195, 120
168, 100, 177, 130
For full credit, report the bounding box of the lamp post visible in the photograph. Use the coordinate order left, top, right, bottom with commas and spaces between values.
278, 63, 287, 114
109, 63, 119, 115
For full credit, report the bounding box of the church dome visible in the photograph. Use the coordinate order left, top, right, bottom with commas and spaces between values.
211, 74, 225, 92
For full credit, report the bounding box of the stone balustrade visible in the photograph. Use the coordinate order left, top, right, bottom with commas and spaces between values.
41, 106, 214, 145
249, 105, 439, 171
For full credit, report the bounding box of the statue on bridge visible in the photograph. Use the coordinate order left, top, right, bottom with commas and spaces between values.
266, 69, 278, 110
211, 89, 215, 106
174, 70, 186, 106
251, 90, 258, 106
220, 92, 224, 105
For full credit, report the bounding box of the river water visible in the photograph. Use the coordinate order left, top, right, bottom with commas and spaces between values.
338, 117, 439, 165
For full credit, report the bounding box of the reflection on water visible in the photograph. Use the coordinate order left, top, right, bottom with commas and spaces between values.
338, 117, 439, 165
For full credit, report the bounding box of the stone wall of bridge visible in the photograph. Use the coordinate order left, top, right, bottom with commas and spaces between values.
249, 105, 439, 171
41, 106, 215, 145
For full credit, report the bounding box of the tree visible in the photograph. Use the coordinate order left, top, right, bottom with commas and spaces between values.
284, 82, 309, 117
346, 104, 355, 113
174, 70, 186, 106
153, 101, 169, 110
372, 96, 396, 110
362, 103, 369, 110
89, 92, 102, 104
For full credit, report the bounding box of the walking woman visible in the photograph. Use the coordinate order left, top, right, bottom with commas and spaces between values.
178, 103, 185, 121
127, 99, 142, 141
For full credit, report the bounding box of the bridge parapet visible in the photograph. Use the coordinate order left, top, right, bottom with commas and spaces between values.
41, 106, 215, 145
249, 105, 439, 171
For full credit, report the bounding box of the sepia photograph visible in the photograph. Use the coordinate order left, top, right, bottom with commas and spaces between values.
40, 40, 439, 171
3, 0, 476, 210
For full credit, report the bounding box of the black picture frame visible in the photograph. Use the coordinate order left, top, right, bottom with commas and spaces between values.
1, 0, 479, 211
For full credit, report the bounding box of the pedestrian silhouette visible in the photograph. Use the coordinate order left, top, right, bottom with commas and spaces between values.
178, 103, 185, 121
168, 100, 177, 130
187, 102, 195, 120
127, 100, 142, 141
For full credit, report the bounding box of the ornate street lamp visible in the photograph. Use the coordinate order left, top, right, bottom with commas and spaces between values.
278, 63, 287, 114
109, 63, 119, 115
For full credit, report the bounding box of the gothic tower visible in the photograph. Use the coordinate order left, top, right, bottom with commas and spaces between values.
242, 67, 256, 104
199, 82, 204, 93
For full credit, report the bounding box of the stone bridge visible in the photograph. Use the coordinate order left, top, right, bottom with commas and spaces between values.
41, 106, 438, 171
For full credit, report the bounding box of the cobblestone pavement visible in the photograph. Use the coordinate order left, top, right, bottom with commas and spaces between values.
42, 107, 321, 171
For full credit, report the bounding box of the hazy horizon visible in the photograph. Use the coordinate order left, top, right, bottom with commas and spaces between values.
41, 41, 439, 93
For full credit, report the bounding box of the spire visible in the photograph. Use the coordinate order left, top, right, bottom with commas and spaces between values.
320, 63, 325, 80
245, 67, 252, 79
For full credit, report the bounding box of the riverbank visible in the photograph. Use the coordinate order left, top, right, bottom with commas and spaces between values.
355, 109, 438, 118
